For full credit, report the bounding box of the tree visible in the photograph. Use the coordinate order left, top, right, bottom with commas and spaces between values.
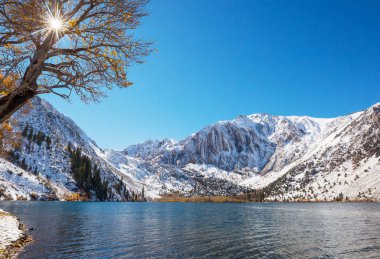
46, 136, 52, 149
124, 189, 130, 201
69, 147, 109, 200
27, 127, 34, 141
0, 0, 151, 124
20, 157, 27, 169
35, 130, 45, 145
22, 124, 29, 137
67, 142, 72, 153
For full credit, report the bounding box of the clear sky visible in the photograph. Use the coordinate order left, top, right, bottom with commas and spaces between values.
44, 0, 380, 149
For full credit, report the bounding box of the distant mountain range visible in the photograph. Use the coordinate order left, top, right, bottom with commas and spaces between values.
0, 97, 379, 201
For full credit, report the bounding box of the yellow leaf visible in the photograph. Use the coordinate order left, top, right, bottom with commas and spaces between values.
68, 19, 77, 27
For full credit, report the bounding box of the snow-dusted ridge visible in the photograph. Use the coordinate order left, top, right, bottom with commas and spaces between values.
1, 97, 136, 201
111, 104, 379, 200
1, 98, 379, 201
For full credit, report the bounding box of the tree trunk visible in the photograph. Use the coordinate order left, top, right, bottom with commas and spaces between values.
0, 34, 55, 124
0, 87, 36, 124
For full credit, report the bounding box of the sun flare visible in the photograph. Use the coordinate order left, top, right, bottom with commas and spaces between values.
49, 18, 63, 31
40, 3, 68, 41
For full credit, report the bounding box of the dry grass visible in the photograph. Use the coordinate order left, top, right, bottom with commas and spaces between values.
64, 193, 89, 202
0, 211, 10, 217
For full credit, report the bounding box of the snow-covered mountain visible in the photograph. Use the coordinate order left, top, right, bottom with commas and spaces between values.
1, 98, 379, 201
110, 103, 380, 200
260, 103, 380, 201
0, 98, 137, 201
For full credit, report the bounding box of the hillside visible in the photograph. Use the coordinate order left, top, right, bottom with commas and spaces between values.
0, 98, 141, 201
0, 98, 379, 201
114, 103, 380, 201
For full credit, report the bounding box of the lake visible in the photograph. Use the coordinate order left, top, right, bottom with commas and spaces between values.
0, 202, 379, 258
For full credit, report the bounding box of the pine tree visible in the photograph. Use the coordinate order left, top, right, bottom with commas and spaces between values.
28, 128, 34, 141
124, 189, 130, 201
69, 147, 109, 201
131, 191, 135, 202
20, 158, 27, 170
36, 131, 45, 145
46, 136, 52, 149
67, 142, 72, 154
22, 124, 29, 137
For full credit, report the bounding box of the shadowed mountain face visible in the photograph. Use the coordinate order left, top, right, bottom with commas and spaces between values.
1, 98, 379, 201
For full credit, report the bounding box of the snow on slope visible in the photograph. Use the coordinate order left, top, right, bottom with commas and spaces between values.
1, 97, 135, 200
108, 103, 379, 200
1, 97, 379, 200
102, 149, 248, 198
242, 112, 363, 188
257, 104, 380, 201
0, 158, 52, 200
124, 139, 177, 161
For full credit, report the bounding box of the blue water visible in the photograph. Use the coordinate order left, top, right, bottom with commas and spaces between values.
0, 202, 379, 258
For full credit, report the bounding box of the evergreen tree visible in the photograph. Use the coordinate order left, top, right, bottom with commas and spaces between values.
67, 142, 73, 154
22, 124, 29, 137
46, 136, 52, 149
131, 191, 135, 202
35, 131, 45, 145
69, 147, 109, 201
124, 189, 130, 201
28, 128, 34, 141
20, 158, 27, 170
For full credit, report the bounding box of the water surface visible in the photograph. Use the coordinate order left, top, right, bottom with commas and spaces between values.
1, 202, 379, 258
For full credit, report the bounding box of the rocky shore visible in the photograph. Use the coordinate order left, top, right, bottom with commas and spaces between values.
0, 209, 32, 258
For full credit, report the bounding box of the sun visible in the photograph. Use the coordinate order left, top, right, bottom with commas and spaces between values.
45, 14, 66, 40
40, 3, 68, 40
49, 18, 63, 31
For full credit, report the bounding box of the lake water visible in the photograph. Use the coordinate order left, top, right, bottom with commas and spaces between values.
0, 202, 379, 258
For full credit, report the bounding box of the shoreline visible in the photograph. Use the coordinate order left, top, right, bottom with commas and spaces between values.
155, 195, 379, 203
2, 197, 379, 203
0, 209, 32, 259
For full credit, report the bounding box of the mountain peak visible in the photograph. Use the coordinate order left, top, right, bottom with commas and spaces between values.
3, 98, 379, 200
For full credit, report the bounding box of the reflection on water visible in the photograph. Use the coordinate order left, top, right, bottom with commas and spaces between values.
0, 202, 379, 258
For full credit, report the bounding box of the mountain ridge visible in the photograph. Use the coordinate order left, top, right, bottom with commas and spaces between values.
116, 103, 379, 200
0, 98, 379, 201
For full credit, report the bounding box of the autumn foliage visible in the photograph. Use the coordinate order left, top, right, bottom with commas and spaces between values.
0, 0, 151, 123
0, 73, 18, 96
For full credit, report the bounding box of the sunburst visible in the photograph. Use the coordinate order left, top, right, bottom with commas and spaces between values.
44, 2, 68, 40
49, 18, 63, 31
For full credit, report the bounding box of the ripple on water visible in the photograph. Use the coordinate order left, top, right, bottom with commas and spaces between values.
0, 202, 379, 258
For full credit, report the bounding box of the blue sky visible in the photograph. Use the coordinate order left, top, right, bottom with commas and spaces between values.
44, 0, 380, 149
